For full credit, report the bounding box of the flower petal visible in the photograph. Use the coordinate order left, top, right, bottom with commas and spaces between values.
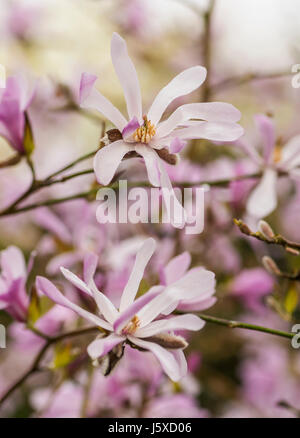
83, 253, 98, 286
161, 252, 191, 285
114, 285, 162, 333
60, 267, 92, 296
0, 246, 26, 281
254, 114, 275, 164
135, 145, 160, 186
119, 238, 156, 312
36, 276, 111, 330
157, 102, 241, 138
91, 284, 119, 325
79, 72, 127, 131
280, 135, 300, 170
246, 168, 277, 218
147, 66, 207, 126
87, 334, 125, 360
122, 117, 140, 141
93, 140, 133, 185
127, 336, 183, 381
135, 314, 205, 338
166, 121, 244, 142
111, 33, 142, 121
158, 159, 186, 229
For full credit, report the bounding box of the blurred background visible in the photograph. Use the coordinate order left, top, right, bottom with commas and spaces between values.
0, 0, 300, 418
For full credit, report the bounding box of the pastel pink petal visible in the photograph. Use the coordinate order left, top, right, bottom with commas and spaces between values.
168, 121, 244, 142
135, 314, 204, 338
91, 285, 119, 325
113, 286, 162, 333
158, 159, 186, 229
246, 168, 277, 218
178, 296, 217, 312
147, 66, 207, 126
236, 138, 263, 166
254, 114, 275, 164
135, 145, 160, 187
157, 102, 241, 138
280, 135, 300, 170
83, 253, 98, 286
127, 336, 183, 381
79, 73, 127, 131
87, 334, 124, 360
171, 349, 188, 378
122, 116, 140, 140
36, 276, 111, 330
0, 246, 26, 281
161, 268, 216, 316
111, 33, 142, 121
46, 252, 82, 276
169, 137, 186, 154
161, 251, 191, 285
0, 277, 28, 321
60, 267, 92, 296
34, 208, 72, 244
93, 140, 133, 185
119, 238, 156, 312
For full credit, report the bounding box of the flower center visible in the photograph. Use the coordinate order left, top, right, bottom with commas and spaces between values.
133, 116, 156, 144
273, 145, 282, 163
122, 315, 141, 335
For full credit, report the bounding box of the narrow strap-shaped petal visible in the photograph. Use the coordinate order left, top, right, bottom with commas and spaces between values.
135, 314, 205, 338
165, 121, 244, 142
147, 66, 207, 126
60, 267, 93, 296
157, 102, 241, 138
91, 283, 119, 325
135, 145, 160, 187
0, 246, 26, 281
246, 168, 278, 218
119, 238, 156, 312
280, 134, 300, 170
113, 285, 162, 333
254, 114, 275, 164
178, 296, 217, 312
87, 334, 125, 360
127, 336, 183, 381
93, 140, 133, 185
170, 349, 187, 378
111, 33, 142, 121
36, 276, 111, 330
158, 159, 186, 229
79, 72, 127, 131
83, 253, 98, 286
161, 251, 191, 285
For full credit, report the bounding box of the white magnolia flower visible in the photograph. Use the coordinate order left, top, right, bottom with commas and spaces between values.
79, 32, 243, 226
36, 238, 215, 381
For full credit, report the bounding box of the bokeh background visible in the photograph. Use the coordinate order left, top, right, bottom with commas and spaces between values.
0, 0, 300, 418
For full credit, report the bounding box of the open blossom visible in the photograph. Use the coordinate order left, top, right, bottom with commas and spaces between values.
80, 33, 243, 226
36, 238, 215, 381
0, 74, 35, 154
0, 246, 30, 321
240, 114, 300, 218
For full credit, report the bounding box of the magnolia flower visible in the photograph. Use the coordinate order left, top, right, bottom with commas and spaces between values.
0, 74, 35, 154
36, 238, 215, 381
80, 33, 243, 226
241, 114, 300, 218
0, 246, 30, 321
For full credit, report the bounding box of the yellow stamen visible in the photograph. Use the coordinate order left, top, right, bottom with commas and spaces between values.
273, 145, 282, 163
122, 315, 141, 335
133, 116, 156, 144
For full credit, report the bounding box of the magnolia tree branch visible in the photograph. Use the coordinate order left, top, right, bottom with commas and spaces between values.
234, 219, 300, 254
0, 314, 294, 407
0, 171, 264, 217
0, 326, 99, 406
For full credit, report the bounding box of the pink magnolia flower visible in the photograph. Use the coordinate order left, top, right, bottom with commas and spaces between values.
240, 114, 300, 218
36, 238, 214, 381
0, 246, 30, 321
0, 74, 35, 154
80, 33, 243, 226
